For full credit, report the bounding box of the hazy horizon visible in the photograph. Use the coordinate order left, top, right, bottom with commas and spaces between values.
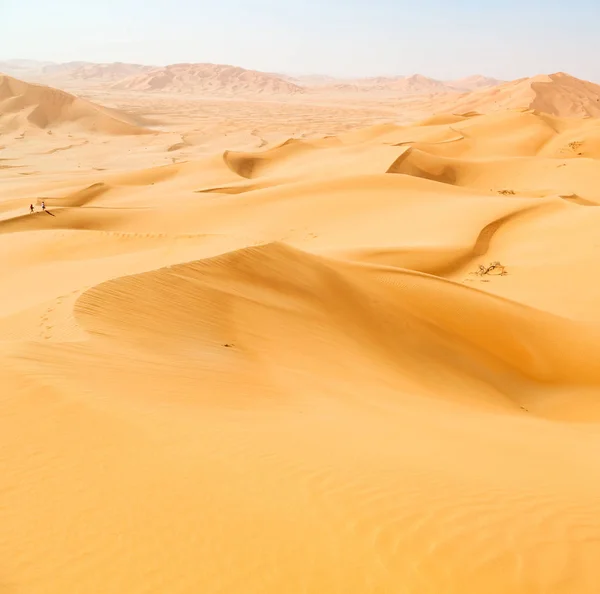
1, 57, 597, 84
0, 56, 507, 81
2, 0, 599, 81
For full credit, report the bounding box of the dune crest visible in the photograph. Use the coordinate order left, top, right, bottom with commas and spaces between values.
439, 72, 600, 118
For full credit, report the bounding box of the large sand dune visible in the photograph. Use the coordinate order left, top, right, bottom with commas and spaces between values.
0, 74, 151, 134
440, 72, 600, 118
3, 80, 600, 594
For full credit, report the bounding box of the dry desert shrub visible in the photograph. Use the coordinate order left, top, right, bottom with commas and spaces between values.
471, 261, 508, 276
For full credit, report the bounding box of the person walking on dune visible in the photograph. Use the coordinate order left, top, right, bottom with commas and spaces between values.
29, 203, 34, 214
41, 201, 45, 212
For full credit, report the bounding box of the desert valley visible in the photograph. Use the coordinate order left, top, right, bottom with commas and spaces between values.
3, 58, 600, 593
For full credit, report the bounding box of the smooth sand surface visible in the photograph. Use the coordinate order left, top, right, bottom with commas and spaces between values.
3, 79, 600, 594
432, 72, 600, 119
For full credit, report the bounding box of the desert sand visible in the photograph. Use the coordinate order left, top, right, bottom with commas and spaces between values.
2, 67, 600, 594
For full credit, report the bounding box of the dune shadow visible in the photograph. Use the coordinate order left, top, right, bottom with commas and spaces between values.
421, 203, 548, 278
559, 193, 598, 207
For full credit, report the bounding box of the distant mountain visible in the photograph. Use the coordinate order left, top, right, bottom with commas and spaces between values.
138, 64, 504, 95
297, 74, 455, 95
62, 62, 154, 82
0, 59, 55, 80
8, 60, 592, 112
0, 59, 54, 70
445, 75, 505, 91
111, 63, 306, 95
286, 74, 340, 86
385, 74, 451, 94
286, 74, 503, 95
40, 61, 90, 77
0, 61, 155, 86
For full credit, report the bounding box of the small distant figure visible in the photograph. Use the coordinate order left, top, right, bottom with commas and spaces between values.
41, 201, 46, 212
29, 203, 34, 214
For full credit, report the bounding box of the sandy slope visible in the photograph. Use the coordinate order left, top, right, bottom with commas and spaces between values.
0, 74, 150, 135
3, 91, 600, 594
437, 72, 600, 118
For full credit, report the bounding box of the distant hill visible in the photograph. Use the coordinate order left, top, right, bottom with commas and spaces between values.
290, 73, 503, 95
4, 61, 598, 116
0, 60, 503, 97
300, 74, 452, 94
39, 61, 91, 77
445, 75, 505, 91
0, 60, 151, 85
0, 59, 55, 80
366, 74, 451, 93
111, 63, 306, 95
54, 62, 153, 82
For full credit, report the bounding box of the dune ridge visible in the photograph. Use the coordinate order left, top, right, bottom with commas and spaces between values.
439, 72, 600, 118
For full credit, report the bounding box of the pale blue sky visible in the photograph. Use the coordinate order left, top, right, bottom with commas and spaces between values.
2, 0, 599, 80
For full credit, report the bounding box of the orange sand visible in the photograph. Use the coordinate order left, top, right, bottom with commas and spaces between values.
2, 73, 600, 594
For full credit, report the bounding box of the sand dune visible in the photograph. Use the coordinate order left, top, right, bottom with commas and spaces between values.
439, 72, 600, 118
4, 87, 600, 594
0, 74, 151, 134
